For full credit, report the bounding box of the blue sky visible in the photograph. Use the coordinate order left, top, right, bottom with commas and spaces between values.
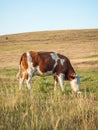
0, 0, 98, 35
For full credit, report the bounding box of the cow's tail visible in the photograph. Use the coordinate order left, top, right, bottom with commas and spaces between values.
16, 56, 22, 79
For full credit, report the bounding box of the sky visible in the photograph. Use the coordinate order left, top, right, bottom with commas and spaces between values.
0, 0, 98, 35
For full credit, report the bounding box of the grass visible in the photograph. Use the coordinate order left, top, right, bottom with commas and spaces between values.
0, 68, 98, 130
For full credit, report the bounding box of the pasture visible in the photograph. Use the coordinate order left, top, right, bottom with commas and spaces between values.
0, 29, 98, 130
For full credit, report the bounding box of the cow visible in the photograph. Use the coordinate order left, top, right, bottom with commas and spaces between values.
17, 51, 80, 93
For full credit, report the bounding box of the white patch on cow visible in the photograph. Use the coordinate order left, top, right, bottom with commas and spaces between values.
36, 66, 53, 76
26, 52, 32, 68
50, 53, 59, 67
26, 52, 32, 62
50, 52, 58, 60
37, 66, 43, 75
50, 53, 59, 70
26, 52, 37, 77
70, 77, 80, 92
60, 59, 65, 65
50, 53, 65, 67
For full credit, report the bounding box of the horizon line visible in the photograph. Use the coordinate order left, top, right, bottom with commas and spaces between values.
0, 27, 98, 36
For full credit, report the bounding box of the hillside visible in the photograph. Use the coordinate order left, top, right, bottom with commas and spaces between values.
0, 29, 98, 69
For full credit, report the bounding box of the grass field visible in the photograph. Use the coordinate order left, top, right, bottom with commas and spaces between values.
0, 29, 98, 130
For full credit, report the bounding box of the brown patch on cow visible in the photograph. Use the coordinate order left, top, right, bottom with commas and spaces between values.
21, 53, 28, 70
53, 59, 66, 75
19, 53, 28, 79
37, 52, 55, 73
53, 55, 76, 80
44, 52, 75, 79
57, 53, 66, 59
29, 51, 39, 67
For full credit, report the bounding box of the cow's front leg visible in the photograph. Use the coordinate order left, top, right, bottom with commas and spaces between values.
54, 75, 58, 91
57, 73, 65, 91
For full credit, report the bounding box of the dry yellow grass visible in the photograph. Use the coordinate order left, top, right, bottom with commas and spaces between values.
0, 29, 98, 69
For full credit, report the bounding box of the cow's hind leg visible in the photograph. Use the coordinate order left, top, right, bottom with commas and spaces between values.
26, 68, 37, 90
19, 77, 25, 90
26, 73, 32, 90
57, 73, 65, 91
19, 71, 27, 90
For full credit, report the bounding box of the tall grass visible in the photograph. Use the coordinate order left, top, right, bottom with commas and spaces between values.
0, 69, 98, 130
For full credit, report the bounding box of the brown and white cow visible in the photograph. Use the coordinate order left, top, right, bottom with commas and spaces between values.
17, 51, 80, 93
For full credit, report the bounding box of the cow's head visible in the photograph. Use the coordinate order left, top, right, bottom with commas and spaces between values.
70, 75, 81, 93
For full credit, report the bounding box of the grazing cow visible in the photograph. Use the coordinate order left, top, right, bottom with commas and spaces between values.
17, 51, 80, 93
